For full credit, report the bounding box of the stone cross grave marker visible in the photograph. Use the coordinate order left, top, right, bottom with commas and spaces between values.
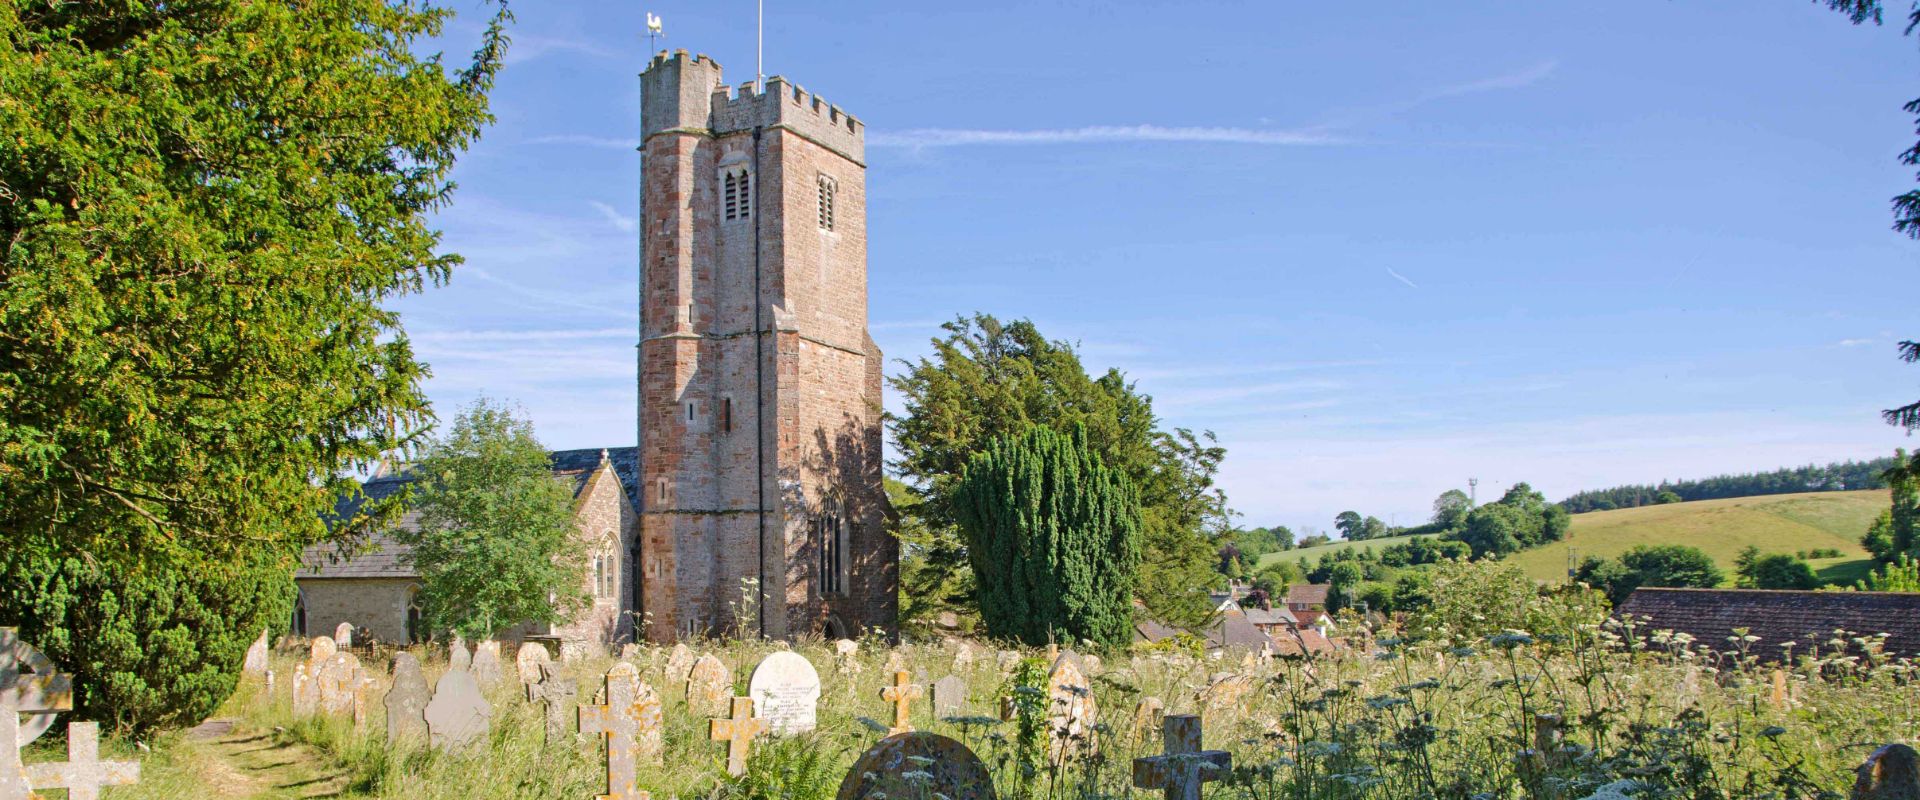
684, 654, 730, 718
1048, 653, 1096, 757
707, 697, 767, 778
881, 671, 922, 735
748, 651, 821, 736
932, 675, 966, 720
334, 622, 354, 648
471, 640, 503, 685
385, 652, 430, 745
1852, 743, 1920, 800
21, 721, 140, 800
516, 642, 552, 687
664, 643, 693, 683
580, 661, 664, 800
836, 732, 996, 800
242, 630, 270, 677
1, 698, 32, 800
317, 651, 364, 715
527, 661, 578, 744
0, 628, 72, 745
424, 651, 491, 752
1133, 714, 1231, 800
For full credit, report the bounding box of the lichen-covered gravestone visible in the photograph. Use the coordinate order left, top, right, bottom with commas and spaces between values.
748, 651, 821, 735
317, 651, 364, 715
664, 643, 693, 683
1198, 673, 1250, 715
424, 651, 491, 752
836, 732, 996, 800
516, 642, 552, 687
242, 630, 270, 676
385, 652, 431, 745
581, 661, 664, 798
308, 636, 338, 667
684, 654, 730, 717
932, 675, 967, 720
527, 661, 578, 744
1048, 652, 1097, 757
291, 662, 317, 717
708, 696, 767, 777
471, 640, 503, 685
1130, 696, 1165, 744
1133, 715, 1231, 800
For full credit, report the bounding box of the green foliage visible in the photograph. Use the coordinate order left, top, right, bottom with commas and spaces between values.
888, 314, 1226, 630
1857, 554, 1920, 591
1657, 490, 1683, 504
0, 544, 293, 734
0, 0, 508, 567
1404, 559, 1590, 640
1560, 457, 1898, 513
1580, 544, 1724, 606
953, 425, 1142, 648
722, 732, 845, 800
1431, 488, 1472, 528
1447, 482, 1568, 558
1249, 561, 1298, 598
1734, 548, 1819, 590
1884, 449, 1919, 558
890, 478, 974, 635
398, 399, 586, 640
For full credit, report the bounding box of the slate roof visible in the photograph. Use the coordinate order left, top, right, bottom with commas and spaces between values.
299, 446, 637, 580
1243, 606, 1298, 627
1619, 587, 1920, 662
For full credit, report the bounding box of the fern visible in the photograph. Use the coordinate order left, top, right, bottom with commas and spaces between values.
720, 732, 844, 800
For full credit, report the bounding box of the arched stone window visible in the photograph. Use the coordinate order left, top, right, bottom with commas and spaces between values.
405, 588, 425, 644
813, 497, 844, 596
292, 588, 308, 637
592, 534, 618, 600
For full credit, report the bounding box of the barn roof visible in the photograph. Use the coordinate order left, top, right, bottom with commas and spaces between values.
1619, 587, 1920, 661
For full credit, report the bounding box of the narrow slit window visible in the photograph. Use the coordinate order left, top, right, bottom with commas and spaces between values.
687, 402, 696, 422
815, 501, 845, 595
723, 172, 739, 220
816, 174, 836, 231
657, 478, 669, 503
721, 397, 733, 433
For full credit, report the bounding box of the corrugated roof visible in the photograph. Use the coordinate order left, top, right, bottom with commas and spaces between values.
1619, 587, 1920, 662
299, 446, 637, 581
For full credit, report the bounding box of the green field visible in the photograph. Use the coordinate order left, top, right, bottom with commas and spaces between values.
1261, 489, 1889, 585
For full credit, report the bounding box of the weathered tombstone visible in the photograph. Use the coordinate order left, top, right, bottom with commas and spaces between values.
1048, 653, 1097, 756
351, 676, 377, 731
1133, 715, 1231, 800
424, 654, 491, 752
881, 671, 923, 735
291, 662, 317, 717
0, 702, 31, 800
242, 630, 271, 676
932, 675, 967, 719
0, 629, 72, 745
997, 649, 1021, 675
580, 661, 664, 778
1853, 743, 1920, 800
1130, 697, 1166, 744
883, 649, 907, 675
1770, 669, 1789, 709
708, 697, 767, 777
619, 643, 643, 661
684, 654, 730, 717
317, 651, 364, 715
833, 639, 858, 659
836, 732, 996, 800
664, 643, 694, 683
309, 635, 338, 665
384, 653, 430, 745
952, 642, 975, 671
1198, 673, 1251, 715
334, 622, 354, 648
471, 640, 503, 685
747, 651, 821, 735
517, 642, 553, 688
449, 640, 471, 671
527, 661, 578, 744
1084, 654, 1102, 674
21, 721, 140, 800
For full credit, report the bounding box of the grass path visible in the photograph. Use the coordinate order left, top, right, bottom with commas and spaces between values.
122, 718, 357, 800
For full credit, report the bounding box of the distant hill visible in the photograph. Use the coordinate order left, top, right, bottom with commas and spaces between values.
1260, 489, 1889, 587
1558, 457, 1895, 513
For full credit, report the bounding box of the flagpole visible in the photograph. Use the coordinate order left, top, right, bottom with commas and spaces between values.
757, 0, 764, 83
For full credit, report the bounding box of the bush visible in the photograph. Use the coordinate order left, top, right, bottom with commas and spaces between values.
0, 543, 294, 734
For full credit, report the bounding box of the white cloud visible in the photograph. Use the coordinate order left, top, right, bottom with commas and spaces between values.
868, 124, 1341, 150
1838, 338, 1878, 347
1386, 267, 1420, 289
1427, 60, 1559, 99
588, 201, 638, 233
413, 327, 631, 343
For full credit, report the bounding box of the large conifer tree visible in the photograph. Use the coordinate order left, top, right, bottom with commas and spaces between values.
953, 424, 1142, 648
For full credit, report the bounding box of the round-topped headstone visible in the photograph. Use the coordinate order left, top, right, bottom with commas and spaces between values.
836, 732, 995, 800
748, 651, 821, 735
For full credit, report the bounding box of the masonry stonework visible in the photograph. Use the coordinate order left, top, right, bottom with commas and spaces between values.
638, 50, 895, 641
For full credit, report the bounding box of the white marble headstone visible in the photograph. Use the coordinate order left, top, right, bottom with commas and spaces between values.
747, 651, 821, 735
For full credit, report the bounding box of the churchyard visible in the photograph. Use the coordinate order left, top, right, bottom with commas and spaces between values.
10, 612, 1920, 799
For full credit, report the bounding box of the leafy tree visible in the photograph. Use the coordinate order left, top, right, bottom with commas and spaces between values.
1360, 516, 1390, 541
1297, 532, 1333, 548
1575, 556, 1634, 607
1454, 504, 1523, 558
1736, 550, 1819, 590
1432, 489, 1472, 528
1249, 561, 1297, 599
398, 400, 587, 640
1655, 491, 1683, 505
889, 315, 1225, 630
1324, 561, 1365, 613
1883, 449, 1919, 558
891, 478, 972, 633
1858, 554, 1920, 591
1583, 544, 1724, 606
1241, 587, 1272, 611
1559, 457, 1898, 513
1334, 511, 1363, 540
1864, 509, 1900, 562
952, 425, 1143, 648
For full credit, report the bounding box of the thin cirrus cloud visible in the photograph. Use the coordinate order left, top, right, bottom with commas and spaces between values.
866, 124, 1341, 150
588, 201, 637, 232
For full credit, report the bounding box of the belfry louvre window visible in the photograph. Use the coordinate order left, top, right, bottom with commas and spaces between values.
724, 170, 751, 221
816, 174, 836, 230
814, 501, 844, 595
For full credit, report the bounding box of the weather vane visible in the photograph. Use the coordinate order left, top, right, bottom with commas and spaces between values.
646, 12, 664, 56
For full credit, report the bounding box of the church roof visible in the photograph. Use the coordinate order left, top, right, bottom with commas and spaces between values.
1620, 587, 1920, 662
299, 446, 638, 581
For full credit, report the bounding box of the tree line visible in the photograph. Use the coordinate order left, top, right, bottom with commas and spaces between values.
1558, 457, 1897, 514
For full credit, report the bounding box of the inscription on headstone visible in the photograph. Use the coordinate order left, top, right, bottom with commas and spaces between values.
385, 653, 430, 745
748, 651, 821, 735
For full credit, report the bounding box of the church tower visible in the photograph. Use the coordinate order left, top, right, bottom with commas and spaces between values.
636, 50, 894, 641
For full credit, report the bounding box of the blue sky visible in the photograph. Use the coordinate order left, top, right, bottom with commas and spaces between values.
402, 0, 1920, 535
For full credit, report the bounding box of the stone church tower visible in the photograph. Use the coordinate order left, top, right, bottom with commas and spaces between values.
636, 50, 895, 641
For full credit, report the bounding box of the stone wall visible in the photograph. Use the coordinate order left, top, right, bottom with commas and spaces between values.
298, 577, 417, 644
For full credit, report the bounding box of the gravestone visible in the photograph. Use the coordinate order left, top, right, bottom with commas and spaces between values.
334, 622, 354, 648
385, 653, 430, 745
1198, 673, 1251, 715
291, 662, 317, 717
952, 643, 975, 671
22, 721, 140, 800
527, 661, 578, 744
351, 675, 377, 731
0, 702, 31, 800
581, 662, 661, 798
883, 649, 907, 675
708, 697, 767, 777
1133, 715, 1231, 800
932, 675, 967, 720
664, 643, 693, 683
309, 635, 338, 665
881, 671, 922, 735
242, 630, 270, 676
449, 640, 471, 671
1853, 743, 1920, 800
747, 651, 821, 735
1047, 653, 1097, 757
996, 650, 1020, 675
471, 640, 503, 685
1130, 696, 1166, 743
424, 654, 491, 752
317, 651, 364, 715
684, 654, 730, 717
517, 643, 552, 687
833, 639, 858, 660
836, 732, 996, 800
0, 628, 72, 745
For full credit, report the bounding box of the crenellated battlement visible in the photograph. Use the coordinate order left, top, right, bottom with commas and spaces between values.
642, 49, 864, 164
